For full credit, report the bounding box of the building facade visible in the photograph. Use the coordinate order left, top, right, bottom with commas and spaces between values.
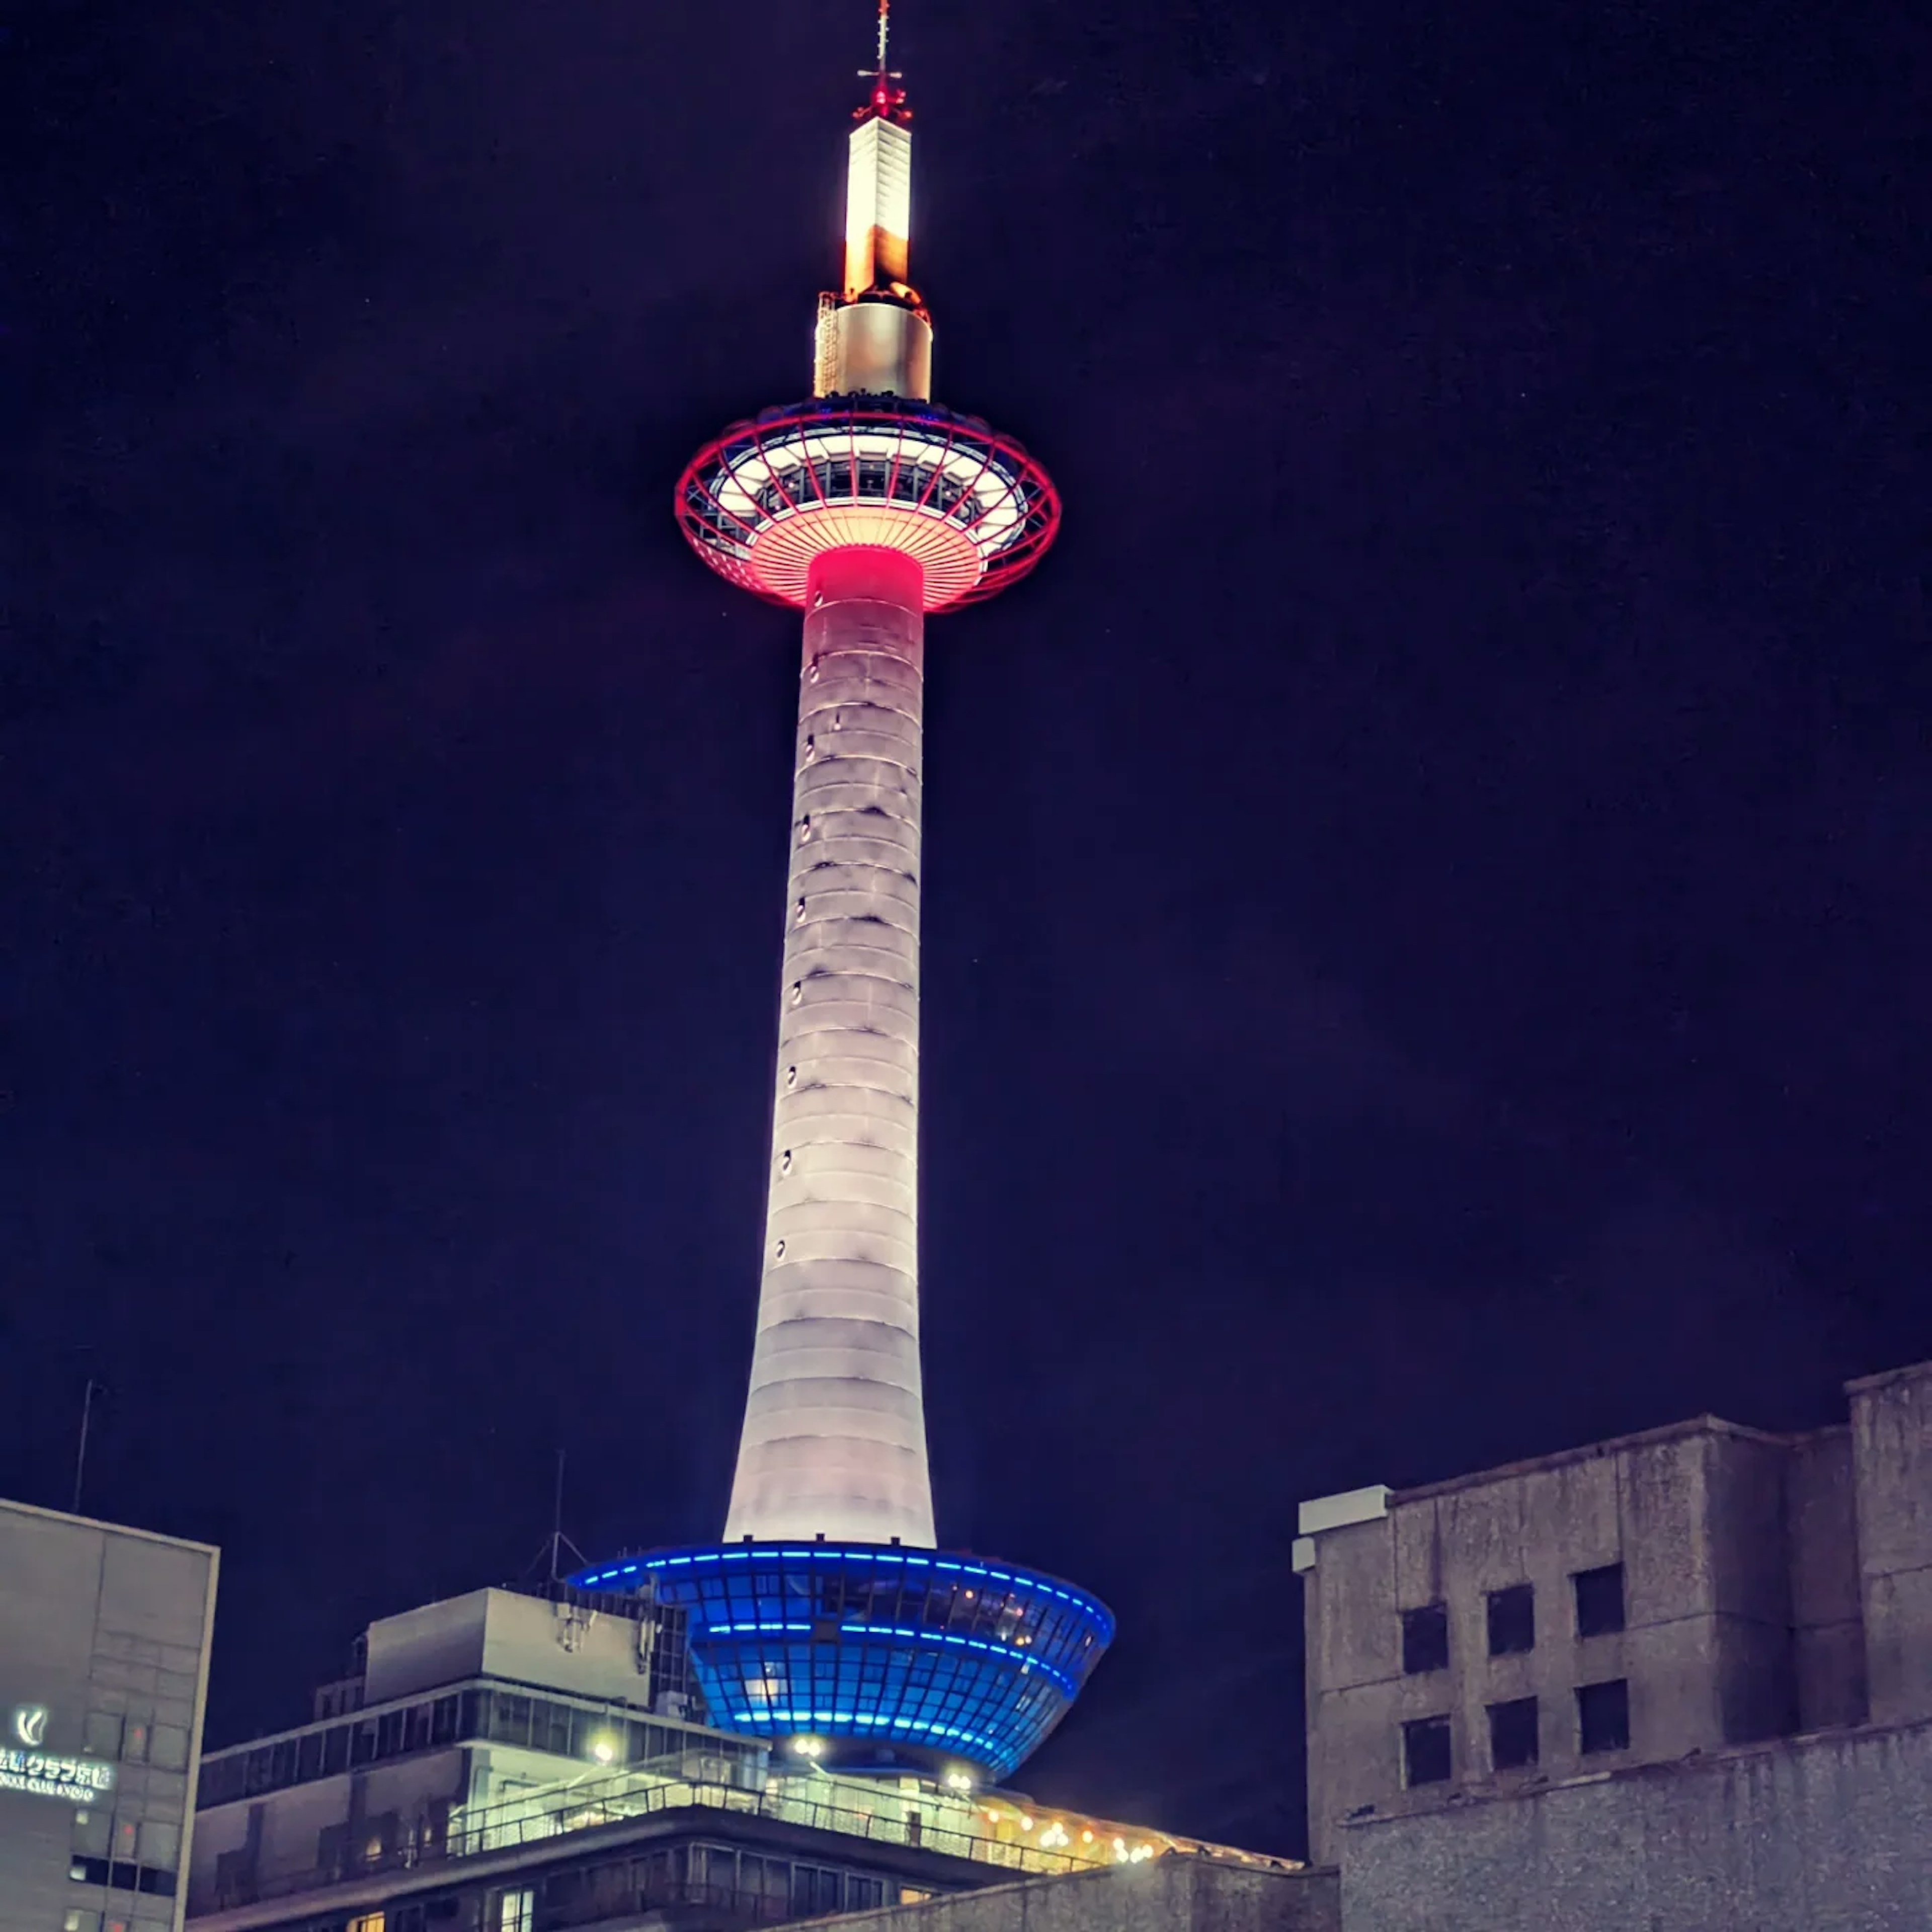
1297, 1356, 1932, 1928
186, 1586, 1278, 1932
773, 1855, 1339, 1932
0, 1498, 219, 1932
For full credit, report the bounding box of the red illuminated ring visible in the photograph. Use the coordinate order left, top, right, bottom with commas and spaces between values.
674, 396, 1061, 614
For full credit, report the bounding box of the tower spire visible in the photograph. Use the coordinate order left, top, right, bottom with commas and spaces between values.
819, 0, 922, 393
857, 0, 908, 123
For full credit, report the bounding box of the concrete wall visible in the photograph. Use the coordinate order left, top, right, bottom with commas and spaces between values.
1704, 1430, 1797, 1744
1301, 1515, 1396, 1868
795, 1857, 1338, 1932
1848, 1360, 1932, 1725
0, 1499, 217, 1932
1785, 1427, 1867, 1729
726, 543, 935, 1548
362, 1590, 653, 1708
1301, 1420, 1804, 1865
1339, 1716, 1932, 1932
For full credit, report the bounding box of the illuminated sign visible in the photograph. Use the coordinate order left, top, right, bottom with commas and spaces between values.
0, 1747, 116, 1805
12, 1707, 48, 1747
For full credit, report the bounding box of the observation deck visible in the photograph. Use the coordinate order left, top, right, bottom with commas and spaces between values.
572, 1542, 1113, 1784
675, 395, 1060, 614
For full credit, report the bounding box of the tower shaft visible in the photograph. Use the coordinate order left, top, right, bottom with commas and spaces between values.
724, 545, 935, 1547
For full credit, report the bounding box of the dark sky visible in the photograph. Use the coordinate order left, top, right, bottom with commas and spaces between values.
5, 0, 1926, 1859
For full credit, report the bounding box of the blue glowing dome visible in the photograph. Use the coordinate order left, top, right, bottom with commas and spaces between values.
572, 1542, 1112, 1783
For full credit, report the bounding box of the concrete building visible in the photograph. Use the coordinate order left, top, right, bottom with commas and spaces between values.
0, 1497, 219, 1932
781, 1856, 1338, 1932
565, 0, 1102, 1793
1298, 1356, 1932, 1928
185, 1587, 1291, 1932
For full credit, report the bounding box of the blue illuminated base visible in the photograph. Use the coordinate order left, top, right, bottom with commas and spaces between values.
571, 1542, 1113, 1784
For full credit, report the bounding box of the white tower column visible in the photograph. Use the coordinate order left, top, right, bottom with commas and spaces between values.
724, 544, 936, 1547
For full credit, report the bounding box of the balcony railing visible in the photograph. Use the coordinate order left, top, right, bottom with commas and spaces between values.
193, 1774, 1092, 1915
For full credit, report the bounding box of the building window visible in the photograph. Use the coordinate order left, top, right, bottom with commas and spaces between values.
1487, 1696, 1539, 1769
1574, 1563, 1626, 1638
1578, 1678, 1631, 1754
134, 1823, 180, 1874
1487, 1583, 1535, 1656
1401, 1714, 1452, 1787
83, 1713, 123, 1758
1400, 1603, 1450, 1675
498, 1890, 533, 1932
791, 1867, 843, 1918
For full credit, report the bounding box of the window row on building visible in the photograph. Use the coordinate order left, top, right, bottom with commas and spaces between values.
66, 1787, 186, 1915
541, 1841, 905, 1928
1400, 1678, 1632, 1786
79, 1709, 193, 1772
62, 1905, 174, 1932
198, 1686, 752, 1809
1400, 1563, 1625, 1675
259, 1840, 917, 1932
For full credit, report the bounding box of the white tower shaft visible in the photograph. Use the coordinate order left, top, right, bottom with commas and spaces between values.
723, 545, 936, 1547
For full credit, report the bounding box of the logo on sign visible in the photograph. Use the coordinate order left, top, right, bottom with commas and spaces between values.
12, 1707, 49, 1747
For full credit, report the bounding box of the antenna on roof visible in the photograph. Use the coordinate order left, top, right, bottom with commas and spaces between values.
522, 1448, 588, 1588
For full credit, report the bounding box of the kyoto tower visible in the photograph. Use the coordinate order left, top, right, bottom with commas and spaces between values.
573, 3, 1112, 1785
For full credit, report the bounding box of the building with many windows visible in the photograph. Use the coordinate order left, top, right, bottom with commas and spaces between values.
1297, 1355, 1932, 1929
0, 1497, 219, 1932
184, 1585, 1295, 1932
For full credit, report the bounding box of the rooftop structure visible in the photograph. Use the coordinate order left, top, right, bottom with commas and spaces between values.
185, 1590, 1287, 1932
574, 4, 1101, 1785
1297, 1356, 1932, 1929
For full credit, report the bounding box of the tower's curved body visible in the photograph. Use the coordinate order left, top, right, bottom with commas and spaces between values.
728, 540, 932, 1549
574, 8, 1104, 1786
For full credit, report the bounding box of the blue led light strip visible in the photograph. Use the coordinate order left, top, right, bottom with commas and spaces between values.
751, 1709, 1005, 1759
579, 1546, 1111, 1634
837, 1624, 1077, 1697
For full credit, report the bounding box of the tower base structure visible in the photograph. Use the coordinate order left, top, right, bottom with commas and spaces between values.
571, 1542, 1112, 1785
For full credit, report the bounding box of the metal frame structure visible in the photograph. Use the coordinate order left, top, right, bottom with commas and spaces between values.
674, 397, 1062, 614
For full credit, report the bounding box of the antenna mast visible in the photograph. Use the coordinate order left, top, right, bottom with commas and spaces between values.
520, 1448, 587, 1589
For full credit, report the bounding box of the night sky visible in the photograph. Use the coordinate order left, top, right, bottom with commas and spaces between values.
6, 0, 1926, 1859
